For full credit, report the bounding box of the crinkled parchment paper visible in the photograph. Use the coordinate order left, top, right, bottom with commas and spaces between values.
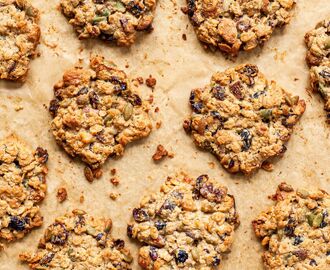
0, 0, 329, 269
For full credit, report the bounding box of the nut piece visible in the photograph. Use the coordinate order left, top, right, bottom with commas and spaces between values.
57, 187, 68, 203
146, 75, 157, 89
152, 144, 168, 161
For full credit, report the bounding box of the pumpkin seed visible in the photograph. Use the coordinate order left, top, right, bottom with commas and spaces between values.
260, 109, 272, 121
324, 37, 330, 49
307, 213, 324, 227
115, 1, 126, 12
93, 16, 107, 23
123, 103, 133, 121
86, 226, 97, 236
297, 188, 309, 198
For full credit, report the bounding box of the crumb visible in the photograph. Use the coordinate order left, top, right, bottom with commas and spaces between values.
146, 75, 157, 89
261, 161, 274, 172
156, 121, 162, 129
181, 6, 188, 14
125, 64, 129, 68
294, 78, 299, 81
152, 144, 169, 161
110, 177, 120, 186
208, 161, 215, 169
182, 33, 187, 41
148, 95, 154, 104
154, 107, 160, 113
93, 167, 103, 179
111, 168, 117, 175
14, 105, 23, 111
56, 187, 67, 203
136, 77, 144, 84
167, 151, 175, 158
109, 192, 120, 200
79, 194, 85, 203
84, 166, 103, 182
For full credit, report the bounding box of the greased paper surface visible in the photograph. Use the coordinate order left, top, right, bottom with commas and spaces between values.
0, 0, 329, 269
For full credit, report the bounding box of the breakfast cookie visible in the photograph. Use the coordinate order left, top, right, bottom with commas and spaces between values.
0, 0, 40, 81
183, 0, 296, 56
60, 0, 157, 46
305, 19, 330, 123
252, 183, 330, 270
0, 134, 48, 245
20, 209, 133, 269
127, 173, 239, 269
49, 56, 152, 169
183, 64, 306, 174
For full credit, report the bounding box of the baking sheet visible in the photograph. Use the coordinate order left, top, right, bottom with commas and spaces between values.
0, 0, 329, 269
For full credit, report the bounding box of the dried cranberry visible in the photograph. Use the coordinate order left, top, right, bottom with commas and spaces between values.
49, 99, 59, 116
229, 81, 244, 100
212, 85, 226, 100
89, 91, 100, 109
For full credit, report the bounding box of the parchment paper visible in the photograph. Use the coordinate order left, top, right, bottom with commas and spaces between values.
0, 0, 329, 269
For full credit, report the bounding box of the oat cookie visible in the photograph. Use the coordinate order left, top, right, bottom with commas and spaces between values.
49, 56, 152, 169
0, 134, 48, 246
184, 0, 295, 56
183, 64, 305, 174
127, 173, 239, 269
60, 0, 157, 46
0, 0, 40, 81
305, 19, 330, 123
20, 209, 133, 269
252, 183, 330, 270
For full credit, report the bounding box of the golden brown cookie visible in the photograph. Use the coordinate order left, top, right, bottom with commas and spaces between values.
0, 134, 48, 246
183, 64, 306, 174
127, 173, 239, 269
183, 0, 296, 56
60, 0, 157, 46
49, 56, 152, 169
0, 0, 40, 81
252, 183, 330, 270
20, 209, 133, 269
305, 19, 330, 123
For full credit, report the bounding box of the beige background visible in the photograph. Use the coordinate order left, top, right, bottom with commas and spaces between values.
0, 0, 329, 269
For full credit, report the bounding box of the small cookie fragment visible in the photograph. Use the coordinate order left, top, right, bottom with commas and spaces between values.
56, 187, 67, 203
252, 183, 330, 270
184, 0, 296, 56
146, 75, 157, 89
127, 173, 239, 269
20, 209, 133, 269
49, 56, 152, 169
152, 144, 168, 161
60, 0, 157, 46
305, 19, 330, 123
0, 134, 48, 243
184, 64, 305, 174
0, 0, 40, 81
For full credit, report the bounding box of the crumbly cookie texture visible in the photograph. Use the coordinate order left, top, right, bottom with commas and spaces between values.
0, 0, 40, 81
252, 183, 330, 270
127, 173, 239, 270
20, 209, 133, 269
183, 64, 305, 175
184, 0, 295, 56
60, 0, 157, 46
305, 19, 330, 123
0, 134, 48, 245
49, 56, 152, 169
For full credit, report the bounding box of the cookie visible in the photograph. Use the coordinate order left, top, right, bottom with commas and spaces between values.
183, 0, 295, 56
20, 209, 133, 269
252, 183, 330, 269
0, 0, 40, 81
49, 56, 152, 169
0, 134, 48, 245
183, 64, 306, 174
127, 173, 239, 269
60, 0, 156, 46
305, 19, 330, 123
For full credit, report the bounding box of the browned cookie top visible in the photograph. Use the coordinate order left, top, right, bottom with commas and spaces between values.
0, 135, 48, 245
49, 56, 152, 169
127, 173, 239, 270
20, 209, 133, 269
183, 64, 305, 174
60, 0, 157, 46
184, 0, 295, 56
0, 0, 40, 81
252, 183, 330, 270
305, 19, 330, 123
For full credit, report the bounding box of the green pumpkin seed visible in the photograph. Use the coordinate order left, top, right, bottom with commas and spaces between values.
123, 103, 133, 121
313, 213, 323, 227
115, 1, 126, 12
260, 109, 272, 120
86, 226, 97, 236
93, 16, 107, 23
101, 9, 110, 16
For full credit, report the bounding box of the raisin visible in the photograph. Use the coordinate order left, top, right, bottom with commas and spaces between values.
76, 87, 89, 96
89, 91, 100, 109
293, 236, 303, 245
9, 216, 26, 231
228, 159, 235, 168
212, 256, 221, 266
252, 90, 265, 99
309, 259, 317, 266
191, 102, 203, 113
39, 253, 55, 265
200, 182, 225, 203
160, 200, 176, 211
113, 239, 125, 249
127, 225, 133, 238
48, 223, 68, 245
319, 70, 330, 79
187, 0, 195, 17
132, 208, 149, 222
35, 147, 48, 164
99, 33, 115, 42
240, 129, 252, 151
212, 85, 226, 100
127, 1, 143, 17
175, 250, 188, 264
96, 233, 103, 240
183, 119, 191, 133
229, 81, 244, 100
49, 99, 59, 116
243, 65, 258, 77
155, 221, 166, 230
149, 247, 158, 261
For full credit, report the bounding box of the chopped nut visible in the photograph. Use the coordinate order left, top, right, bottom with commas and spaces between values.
15, 105, 23, 111
79, 194, 85, 203
56, 187, 68, 203
154, 107, 160, 113
110, 177, 120, 186
261, 161, 274, 171
146, 75, 157, 89
182, 33, 187, 41
111, 168, 117, 175
84, 166, 94, 182
156, 121, 162, 129
152, 144, 169, 161
136, 77, 144, 84
109, 192, 120, 200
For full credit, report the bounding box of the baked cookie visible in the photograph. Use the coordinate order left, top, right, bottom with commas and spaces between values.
183, 64, 305, 174
183, 0, 295, 56
252, 183, 330, 269
0, 134, 48, 246
0, 0, 40, 81
60, 0, 157, 46
127, 173, 239, 269
49, 56, 152, 169
305, 19, 330, 123
20, 209, 133, 269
